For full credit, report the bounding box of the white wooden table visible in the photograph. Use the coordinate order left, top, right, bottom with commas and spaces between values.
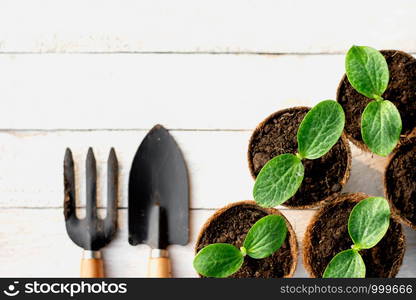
0, 0, 415, 277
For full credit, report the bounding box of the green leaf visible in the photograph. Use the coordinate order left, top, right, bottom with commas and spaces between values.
297, 100, 345, 159
253, 153, 304, 207
193, 244, 244, 278
243, 215, 287, 259
323, 249, 366, 278
348, 197, 390, 249
345, 45, 389, 99
361, 100, 402, 156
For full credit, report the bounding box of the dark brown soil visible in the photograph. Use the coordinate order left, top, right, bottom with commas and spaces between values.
385, 138, 416, 229
248, 107, 351, 208
303, 193, 405, 278
195, 202, 297, 278
337, 50, 416, 151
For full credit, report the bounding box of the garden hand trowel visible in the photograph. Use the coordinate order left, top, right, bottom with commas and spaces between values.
128, 125, 189, 278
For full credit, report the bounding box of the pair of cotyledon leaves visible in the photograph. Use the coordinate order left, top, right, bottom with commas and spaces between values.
193, 214, 287, 278
346, 46, 402, 156
323, 197, 391, 278
253, 100, 345, 208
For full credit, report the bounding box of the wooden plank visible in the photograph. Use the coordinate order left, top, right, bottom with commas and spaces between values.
0, 130, 252, 209
0, 0, 415, 53
0, 53, 347, 130
1, 209, 414, 277
0, 130, 388, 209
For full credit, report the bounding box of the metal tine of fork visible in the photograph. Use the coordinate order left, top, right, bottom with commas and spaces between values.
86, 147, 98, 221
105, 148, 118, 236
64, 148, 78, 221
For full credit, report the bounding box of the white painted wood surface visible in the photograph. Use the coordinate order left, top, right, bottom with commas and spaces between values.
0, 1, 415, 278
0, 54, 342, 130
0, 131, 395, 209
0, 0, 416, 54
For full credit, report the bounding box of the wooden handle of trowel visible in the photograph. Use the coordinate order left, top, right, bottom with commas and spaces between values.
81, 258, 104, 278
81, 251, 104, 278
147, 253, 171, 278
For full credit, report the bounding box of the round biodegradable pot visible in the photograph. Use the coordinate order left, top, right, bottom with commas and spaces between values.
247, 106, 352, 208
385, 137, 416, 230
337, 49, 416, 152
303, 193, 406, 278
195, 201, 298, 278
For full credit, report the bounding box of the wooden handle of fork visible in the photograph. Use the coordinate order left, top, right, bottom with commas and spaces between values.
81, 258, 104, 278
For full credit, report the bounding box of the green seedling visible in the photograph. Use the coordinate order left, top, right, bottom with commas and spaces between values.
345, 45, 402, 156
323, 197, 391, 278
193, 214, 287, 278
253, 100, 345, 207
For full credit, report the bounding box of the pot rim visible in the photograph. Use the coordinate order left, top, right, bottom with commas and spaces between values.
247, 106, 352, 209
384, 137, 416, 230
194, 200, 298, 278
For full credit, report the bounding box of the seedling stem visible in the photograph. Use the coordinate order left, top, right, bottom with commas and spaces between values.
240, 247, 247, 257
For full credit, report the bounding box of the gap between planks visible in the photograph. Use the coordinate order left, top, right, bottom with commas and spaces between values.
0, 128, 252, 132
2, 51, 416, 56
0, 207, 316, 211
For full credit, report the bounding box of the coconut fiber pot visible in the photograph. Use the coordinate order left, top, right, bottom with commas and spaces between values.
247, 106, 351, 208
385, 137, 416, 230
303, 193, 405, 278
337, 49, 416, 152
195, 201, 298, 278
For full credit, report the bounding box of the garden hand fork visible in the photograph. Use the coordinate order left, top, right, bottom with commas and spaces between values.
64, 148, 118, 278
